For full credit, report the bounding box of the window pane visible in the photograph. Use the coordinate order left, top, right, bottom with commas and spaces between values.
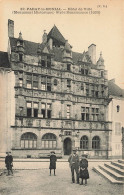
27, 82, 32, 88
25, 140, 28, 148
41, 84, 46, 90
45, 141, 49, 148
81, 107, 85, 112
29, 140, 32, 148
21, 140, 24, 148
27, 74, 32, 80
41, 60, 45, 67
41, 76, 46, 82
47, 104, 51, 109
47, 77, 51, 83
81, 113, 85, 120
41, 104, 46, 109
27, 108, 32, 117
34, 140, 37, 148
34, 109, 38, 117
42, 141, 45, 148
34, 103, 38, 108
33, 82, 38, 89
41, 109, 45, 118
53, 141, 56, 148
47, 110, 51, 119
49, 141, 52, 148
27, 102, 31, 107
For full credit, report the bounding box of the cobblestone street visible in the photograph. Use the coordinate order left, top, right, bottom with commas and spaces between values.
0, 161, 123, 195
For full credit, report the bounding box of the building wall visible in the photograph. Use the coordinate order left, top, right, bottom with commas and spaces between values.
108, 97, 124, 158
0, 68, 15, 155
122, 128, 124, 159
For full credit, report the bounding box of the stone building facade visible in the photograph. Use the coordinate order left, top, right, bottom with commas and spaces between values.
0, 19, 112, 158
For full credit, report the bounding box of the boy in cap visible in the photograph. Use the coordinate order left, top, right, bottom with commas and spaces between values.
68, 148, 79, 184
49, 151, 57, 176
79, 154, 89, 185
5, 152, 13, 176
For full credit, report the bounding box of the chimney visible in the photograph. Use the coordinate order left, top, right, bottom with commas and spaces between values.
88, 44, 96, 64
8, 19, 14, 37
42, 30, 47, 44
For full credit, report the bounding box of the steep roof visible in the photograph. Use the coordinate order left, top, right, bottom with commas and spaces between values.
0, 51, 10, 68
9, 37, 84, 63
108, 80, 124, 98
9, 37, 39, 56
47, 25, 66, 44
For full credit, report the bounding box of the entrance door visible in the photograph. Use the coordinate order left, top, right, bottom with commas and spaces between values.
64, 138, 72, 155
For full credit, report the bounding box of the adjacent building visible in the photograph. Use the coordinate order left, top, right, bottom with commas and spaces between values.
0, 19, 113, 158
0, 51, 15, 156
108, 79, 124, 159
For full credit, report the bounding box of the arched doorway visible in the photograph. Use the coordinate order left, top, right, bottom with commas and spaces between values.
64, 138, 72, 155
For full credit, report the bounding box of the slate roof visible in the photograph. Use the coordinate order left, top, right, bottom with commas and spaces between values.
9, 25, 93, 65
10, 37, 39, 56
0, 51, 10, 68
108, 80, 124, 98
47, 25, 66, 44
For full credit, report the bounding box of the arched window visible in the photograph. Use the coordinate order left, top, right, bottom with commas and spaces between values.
80, 136, 88, 149
21, 132, 37, 149
42, 133, 56, 148
92, 136, 100, 149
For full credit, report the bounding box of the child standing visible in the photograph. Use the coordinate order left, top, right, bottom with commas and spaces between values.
79, 154, 89, 185
49, 151, 57, 176
5, 152, 13, 176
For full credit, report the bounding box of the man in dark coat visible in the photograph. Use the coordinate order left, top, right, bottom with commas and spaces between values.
5, 152, 13, 176
68, 148, 79, 184
79, 154, 89, 185
49, 151, 57, 176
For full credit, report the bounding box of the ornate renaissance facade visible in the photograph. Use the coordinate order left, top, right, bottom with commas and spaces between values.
0, 19, 113, 158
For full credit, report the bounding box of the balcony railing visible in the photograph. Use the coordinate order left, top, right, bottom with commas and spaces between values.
14, 117, 112, 131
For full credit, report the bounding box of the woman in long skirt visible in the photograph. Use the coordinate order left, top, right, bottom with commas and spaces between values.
79, 154, 89, 185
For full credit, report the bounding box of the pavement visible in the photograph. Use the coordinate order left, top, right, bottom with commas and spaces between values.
0, 160, 123, 195
0, 157, 116, 170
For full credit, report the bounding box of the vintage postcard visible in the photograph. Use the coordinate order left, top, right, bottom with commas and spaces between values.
0, 0, 124, 194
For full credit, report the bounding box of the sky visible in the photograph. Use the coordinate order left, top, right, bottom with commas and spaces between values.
0, 0, 124, 88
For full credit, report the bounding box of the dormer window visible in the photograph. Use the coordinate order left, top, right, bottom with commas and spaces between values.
81, 68, 88, 75
117, 105, 120, 112
17, 41, 20, 46
17, 40, 23, 47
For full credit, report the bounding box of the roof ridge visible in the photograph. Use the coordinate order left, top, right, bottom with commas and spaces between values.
9, 37, 39, 45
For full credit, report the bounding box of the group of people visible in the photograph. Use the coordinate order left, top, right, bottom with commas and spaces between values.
68, 148, 89, 185
49, 148, 89, 185
5, 149, 89, 186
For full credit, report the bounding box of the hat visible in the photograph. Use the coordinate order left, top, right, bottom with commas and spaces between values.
81, 154, 88, 158
72, 148, 77, 151
51, 151, 55, 154
6, 151, 11, 154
